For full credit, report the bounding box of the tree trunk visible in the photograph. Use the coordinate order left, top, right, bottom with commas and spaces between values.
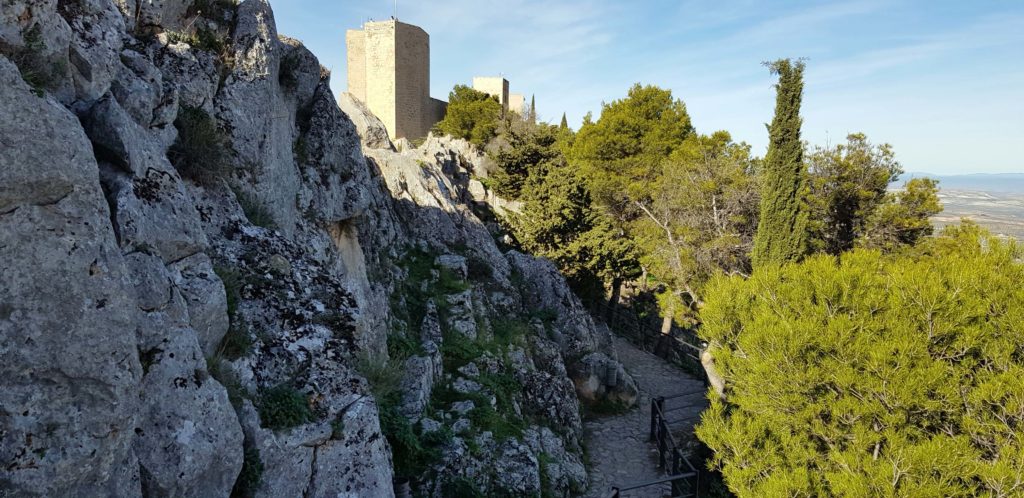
652, 307, 673, 357
606, 278, 622, 324
660, 308, 673, 336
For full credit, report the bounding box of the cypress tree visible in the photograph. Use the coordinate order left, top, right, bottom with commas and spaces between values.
752, 58, 810, 267
560, 112, 568, 130
529, 94, 536, 122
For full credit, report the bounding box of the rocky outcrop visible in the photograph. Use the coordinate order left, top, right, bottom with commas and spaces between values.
338, 91, 393, 150
507, 251, 638, 406
1, 0, 641, 496
0, 56, 142, 497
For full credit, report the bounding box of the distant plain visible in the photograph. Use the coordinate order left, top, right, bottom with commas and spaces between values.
907, 173, 1024, 240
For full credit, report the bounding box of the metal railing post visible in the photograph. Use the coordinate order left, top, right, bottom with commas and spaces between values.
657, 423, 666, 468
650, 397, 657, 441
671, 449, 682, 496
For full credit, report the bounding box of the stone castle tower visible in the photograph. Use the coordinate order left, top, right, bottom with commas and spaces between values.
471, 76, 509, 115
346, 20, 447, 140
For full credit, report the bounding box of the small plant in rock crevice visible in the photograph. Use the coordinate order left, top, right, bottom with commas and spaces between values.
169, 106, 232, 185
6, 24, 66, 96
166, 27, 224, 53
187, 0, 239, 21
256, 383, 313, 430
212, 265, 252, 360
232, 188, 277, 229
230, 444, 263, 498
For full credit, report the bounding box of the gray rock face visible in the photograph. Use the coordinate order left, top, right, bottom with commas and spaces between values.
238, 401, 314, 498
1, 0, 633, 494
150, 39, 219, 111
111, 47, 174, 129
135, 332, 243, 498
0, 0, 76, 102
363, 139, 512, 286
169, 253, 229, 356
444, 290, 477, 340
0, 57, 141, 497
400, 355, 439, 419
338, 91, 393, 150
493, 440, 541, 495
82, 94, 167, 177
524, 426, 587, 493
506, 251, 638, 406
65, 0, 125, 101
129, 0, 194, 34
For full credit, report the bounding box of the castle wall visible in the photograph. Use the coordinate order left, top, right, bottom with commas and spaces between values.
509, 93, 525, 116
345, 20, 442, 141
345, 29, 367, 103
428, 98, 448, 133
363, 22, 398, 139
394, 22, 431, 140
472, 77, 509, 115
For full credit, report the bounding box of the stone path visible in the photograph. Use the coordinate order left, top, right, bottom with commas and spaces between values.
583, 335, 708, 498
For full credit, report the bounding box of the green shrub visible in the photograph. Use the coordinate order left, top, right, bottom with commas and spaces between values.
387, 326, 424, 361
440, 329, 484, 371
437, 267, 470, 295
217, 320, 252, 360
233, 189, 277, 229
538, 452, 557, 498
432, 85, 501, 146
697, 226, 1024, 497
466, 254, 493, 281
7, 24, 64, 96
585, 397, 630, 417
213, 265, 252, 360
214, 265, 242, 316
470, 373, 526, 441
279, 52, 302, 89
187, 0, 239, 21
169, 106, 232, 184
441, 477, 485, 498
257, 384, 312, 430
356, 355, 403, 403
491, 318, 530, 345
206, 357, 247, 408
230, 445, 263, 498
292, 136, 308, 164
166, 27, 224, 53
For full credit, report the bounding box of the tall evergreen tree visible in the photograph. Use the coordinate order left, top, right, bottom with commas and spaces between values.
751, 59, 810, 266
529, 94, 536, 123
560, 112, 568, 130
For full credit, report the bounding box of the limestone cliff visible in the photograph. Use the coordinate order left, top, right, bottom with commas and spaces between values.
0, 1, 634, 496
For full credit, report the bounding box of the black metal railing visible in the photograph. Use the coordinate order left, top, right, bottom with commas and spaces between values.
651, 392, 703, 497
606, 471, 698, 498
596, 300, 708, 382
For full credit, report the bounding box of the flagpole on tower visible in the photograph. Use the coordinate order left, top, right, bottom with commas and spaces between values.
394, 0, 398, 20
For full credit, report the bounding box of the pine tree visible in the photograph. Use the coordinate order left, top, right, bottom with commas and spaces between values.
751, 59, 810, 267
697, 226, 1024, 497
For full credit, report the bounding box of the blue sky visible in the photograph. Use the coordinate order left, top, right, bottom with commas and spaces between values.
273, 0, 1024, 175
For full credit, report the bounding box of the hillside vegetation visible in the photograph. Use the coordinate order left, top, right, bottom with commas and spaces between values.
427, 55, 1018, 497
697, 224, 1024, 497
